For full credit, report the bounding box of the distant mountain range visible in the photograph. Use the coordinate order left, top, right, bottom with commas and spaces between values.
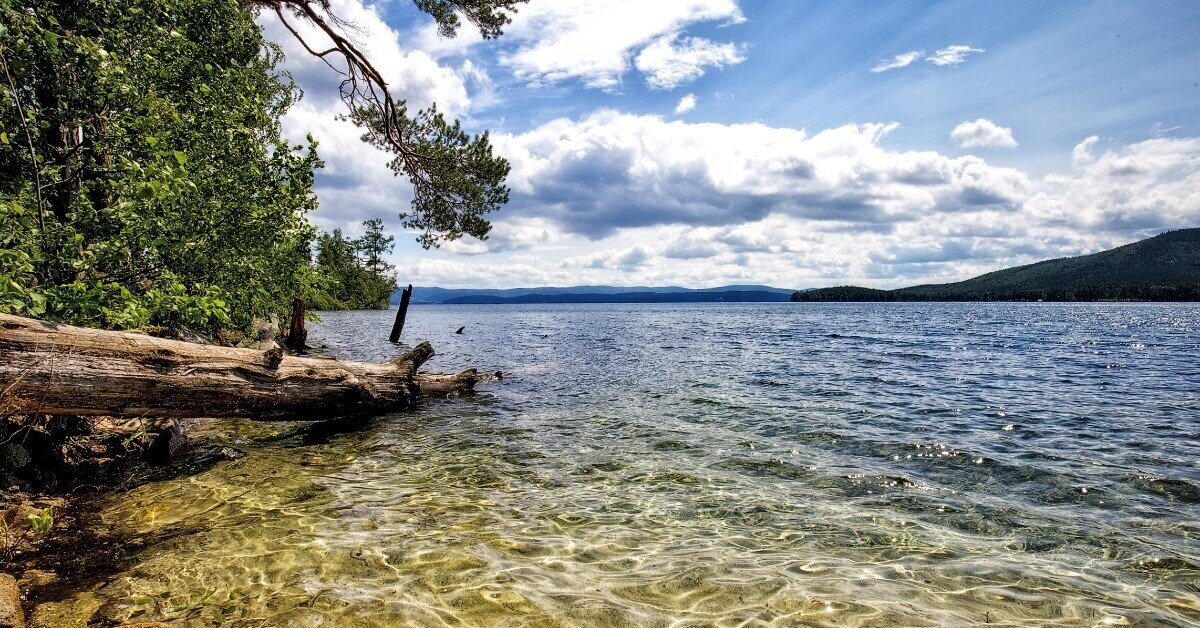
394, 284, 796, 305
793, 228, 1200, 302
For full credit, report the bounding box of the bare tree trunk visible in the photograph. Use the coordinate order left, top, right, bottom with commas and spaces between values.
285, 296, 308, 352
0, 313, 477, 421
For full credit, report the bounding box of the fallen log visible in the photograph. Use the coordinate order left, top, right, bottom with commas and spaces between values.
0, 313, 477, 421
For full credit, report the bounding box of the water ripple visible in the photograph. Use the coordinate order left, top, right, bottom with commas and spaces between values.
57, 303, 1200, 626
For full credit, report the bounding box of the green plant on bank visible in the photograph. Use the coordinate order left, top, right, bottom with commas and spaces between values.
0, 0, 522, 338
0, 506, 53, 563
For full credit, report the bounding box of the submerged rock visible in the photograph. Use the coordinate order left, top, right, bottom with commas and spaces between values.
17, 570, 56, 590
29, 592, 101, 628
0, 573, 24, 628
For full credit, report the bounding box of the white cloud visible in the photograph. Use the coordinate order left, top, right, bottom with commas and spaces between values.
1071, 135, 1101, 166
1032, 136, 1200, 231
260, 0, 472, 115
871, 50, 923, 73
495, 0, 746, 89
257, 4, 1198, 289
493, 110, 1029, 238
1150, 122, 1183, 137
951, 119, 1018, 149
397, 112, 1200, 289
674, 93, 697, 115
564, 244, 655, 269
926, 44, 985, 67
635, 35, 747, 90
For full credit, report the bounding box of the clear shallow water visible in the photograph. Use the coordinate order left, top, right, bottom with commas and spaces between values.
56, 304, 1200, 625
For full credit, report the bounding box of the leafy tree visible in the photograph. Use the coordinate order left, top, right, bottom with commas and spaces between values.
0, 0, 524, 336
311, 223, 396, 309
259, 0, 524, 248
354, 218, 395, 277
1, 0, 320, 336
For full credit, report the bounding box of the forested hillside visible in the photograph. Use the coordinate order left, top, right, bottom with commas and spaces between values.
793, 229, 1200, 302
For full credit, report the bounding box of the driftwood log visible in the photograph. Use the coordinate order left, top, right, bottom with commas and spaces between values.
0, 313, 477, 421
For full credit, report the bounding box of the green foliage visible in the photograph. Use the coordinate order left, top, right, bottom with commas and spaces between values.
413, 0, 526, 39
311, 221, 397, 310
0, 0, 321, 336
1, 506, 53, 563
267, 0, 520, 249
384, 3, 525, 248
793, 229, 1200, 302
356, 218, 395, 276
1, 0, 518, 336
352, 97, 510, 250
26, 507, 53, 536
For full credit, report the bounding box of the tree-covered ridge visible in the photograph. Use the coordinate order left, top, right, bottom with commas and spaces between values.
0, 0, 522, 339
792, 229, 1200, 302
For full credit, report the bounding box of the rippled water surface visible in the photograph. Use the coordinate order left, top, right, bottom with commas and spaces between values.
60, 304, 1200, 625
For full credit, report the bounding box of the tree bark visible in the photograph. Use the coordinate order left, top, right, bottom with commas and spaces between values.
285, 296, 308, 352
0, 313, 477, 421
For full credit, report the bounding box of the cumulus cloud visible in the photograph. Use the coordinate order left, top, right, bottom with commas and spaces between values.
258, 4, 1199, 289
926, 44, 985, 66
951, 119, 1018, 149
871, 50, 923, 73
674, 93, 697, 115
1032, 136, 1200, 231
1071, 135, 1101, 166
493, 0, 745, 89
564, 244, 655, 269
635, 35, 747, 89
279, 102, 409, 230
492, 110, 1029, 238
412, 113, 1200, 289
260, 0, 471, 114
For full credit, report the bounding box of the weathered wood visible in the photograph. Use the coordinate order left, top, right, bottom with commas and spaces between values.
0, 313, 475, 421
285, 296, 307, 352
414, 369, 478, 397
389, 284, 412, 343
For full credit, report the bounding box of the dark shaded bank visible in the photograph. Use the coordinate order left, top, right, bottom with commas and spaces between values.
794, 228, 1200, 302
0, 415, 232, 628
1, 416, 186, 493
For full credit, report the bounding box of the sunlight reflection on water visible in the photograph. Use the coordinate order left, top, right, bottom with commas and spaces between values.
68, 303, 1200, 625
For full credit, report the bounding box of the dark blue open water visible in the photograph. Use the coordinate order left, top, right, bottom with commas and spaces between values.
77, 303, 1199, 626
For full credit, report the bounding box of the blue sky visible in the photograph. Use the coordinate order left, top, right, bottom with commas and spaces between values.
263, 0, 1200, 288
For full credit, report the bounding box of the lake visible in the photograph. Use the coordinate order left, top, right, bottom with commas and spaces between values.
49, 303, 1200, 625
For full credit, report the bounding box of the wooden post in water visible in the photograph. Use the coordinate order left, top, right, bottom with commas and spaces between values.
389, 284, 412, 343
